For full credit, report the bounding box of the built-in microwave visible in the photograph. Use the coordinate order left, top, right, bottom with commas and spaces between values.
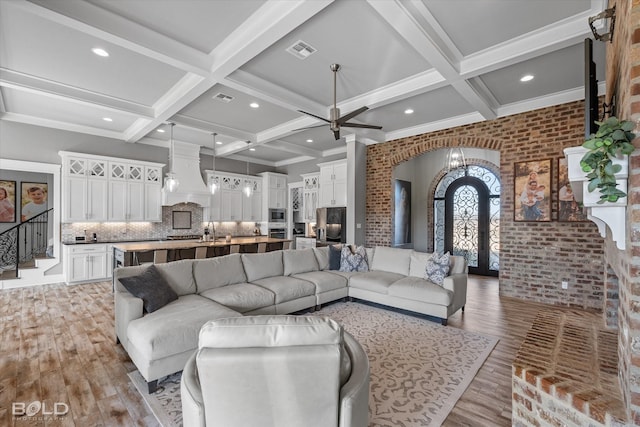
269, 208, 286, 222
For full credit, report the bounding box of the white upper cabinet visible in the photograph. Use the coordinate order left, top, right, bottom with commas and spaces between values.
59, 151, 164, 223
260, 172, 288, 210
318, 160, 347, 207
301, 172, 320, 222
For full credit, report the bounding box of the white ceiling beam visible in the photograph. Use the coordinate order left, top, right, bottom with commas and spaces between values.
0, 111, 124, 140
226, 153, 276, 167
0, 89, 6, 113
274, 155, 316, 167
22, 0, 212, 76
385, 112, 486, 142
368, 0, 496, 120
460, 9, 599, 78
264, 140, 323, 158
172, 114, 255, 142
0, 68, 154, 118
124, 0, 333, 144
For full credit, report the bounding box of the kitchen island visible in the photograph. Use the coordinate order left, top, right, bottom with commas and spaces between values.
113, 237, 291, 268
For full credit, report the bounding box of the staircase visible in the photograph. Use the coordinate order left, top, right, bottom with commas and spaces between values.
0, 209, 62, 288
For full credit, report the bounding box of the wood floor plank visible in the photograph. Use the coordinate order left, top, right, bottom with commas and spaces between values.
0, 275, 608, 426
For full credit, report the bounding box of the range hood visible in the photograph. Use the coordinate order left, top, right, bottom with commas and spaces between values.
162, 140, 211, 207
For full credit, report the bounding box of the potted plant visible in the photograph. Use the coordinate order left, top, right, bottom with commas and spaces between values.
580, 116, 636, 203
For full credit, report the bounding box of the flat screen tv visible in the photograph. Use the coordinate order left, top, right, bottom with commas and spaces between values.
584, 38, 599, 138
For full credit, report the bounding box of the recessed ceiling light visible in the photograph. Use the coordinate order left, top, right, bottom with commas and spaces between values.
520, 74, 534, 82
92, 47, 109, 57
249, 102, 259, 109
404, 108, 414, 115
157, 129, 165, 133
102, 117, 113, 122
306, 139, 313, 143
216, 140, 222, 145
249, 148, 256, 151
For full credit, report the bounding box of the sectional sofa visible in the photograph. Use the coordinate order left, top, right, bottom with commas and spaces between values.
114, 246, 468, 392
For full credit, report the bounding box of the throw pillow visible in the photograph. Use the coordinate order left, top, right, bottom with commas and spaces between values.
424, 252, 450, 286
328, 244, 342, 270
119, 265, 178, 313
339, 245, 369, 272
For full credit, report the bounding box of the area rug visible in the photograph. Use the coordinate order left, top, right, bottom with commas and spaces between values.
129, 301, 498, 427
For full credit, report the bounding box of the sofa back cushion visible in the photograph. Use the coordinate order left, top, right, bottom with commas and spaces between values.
154, 259, 197, 296
408, 251, 431, 278
193, 254, 247, 293
371, 246, 412, 276
242, 251, 284, 282
449, 255, 467, 275
283, 248, 319, 276
313, 246, 330, 270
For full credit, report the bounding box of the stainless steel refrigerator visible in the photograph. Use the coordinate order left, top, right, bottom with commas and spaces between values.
316, 207, 347, 243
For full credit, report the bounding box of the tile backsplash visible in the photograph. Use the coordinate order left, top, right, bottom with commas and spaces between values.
61, 203, 265, 243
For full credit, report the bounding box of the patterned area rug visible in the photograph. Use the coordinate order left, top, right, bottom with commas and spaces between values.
129, 302, 498, 427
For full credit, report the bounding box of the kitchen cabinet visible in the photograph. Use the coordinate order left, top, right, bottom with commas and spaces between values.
64, 244, 109, 284
59, 152, 164, 223
260, 172, 288, 210
62, 156, 108, 222
301, 172, 319, 222
319, 160, 347, 207
243, 178, 262, 221
221, 175, 243, 221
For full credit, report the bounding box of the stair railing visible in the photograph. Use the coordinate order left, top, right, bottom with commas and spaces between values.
0, 208, 52, 279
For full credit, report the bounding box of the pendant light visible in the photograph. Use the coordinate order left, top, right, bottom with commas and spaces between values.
209, 133, 218, 195
244, 160, 253, 198
445, 146, 466, 172
164, 123, 179, 192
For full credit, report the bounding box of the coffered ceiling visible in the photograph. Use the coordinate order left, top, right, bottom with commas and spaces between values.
0, 0, 608, 166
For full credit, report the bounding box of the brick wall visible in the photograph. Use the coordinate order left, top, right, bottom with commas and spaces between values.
366, 103, 605, 310
605, 0, 640, 422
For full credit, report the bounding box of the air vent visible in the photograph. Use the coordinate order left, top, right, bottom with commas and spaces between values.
286, 40, 316, 60
213, 93, 234, 103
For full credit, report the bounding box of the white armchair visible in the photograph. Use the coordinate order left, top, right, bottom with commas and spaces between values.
180, 315, 370, 427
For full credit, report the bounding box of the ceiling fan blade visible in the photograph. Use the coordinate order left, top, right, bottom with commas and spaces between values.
291, 124, 328, 132
333, 129, 341, 140
342, 122, 383, 130
337, 106, 369, 124
298, 110, 330, 123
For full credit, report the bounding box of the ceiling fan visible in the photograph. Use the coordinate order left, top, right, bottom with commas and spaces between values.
297, 63, 382, 140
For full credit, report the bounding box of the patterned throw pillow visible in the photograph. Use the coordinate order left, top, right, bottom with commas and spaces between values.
339, 245, 369, 272
424, 252, 450, 286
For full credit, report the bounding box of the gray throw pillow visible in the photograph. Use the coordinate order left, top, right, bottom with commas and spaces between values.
339, 246, 369, 272
119, 265, 178, 313
328, 245, 342, 270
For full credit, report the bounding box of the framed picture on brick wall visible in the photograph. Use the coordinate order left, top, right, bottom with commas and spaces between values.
557, 158, 588, 222
514, 159, 551, 222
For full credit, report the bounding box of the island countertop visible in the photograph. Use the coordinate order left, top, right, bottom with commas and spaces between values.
112, 237, 291, 252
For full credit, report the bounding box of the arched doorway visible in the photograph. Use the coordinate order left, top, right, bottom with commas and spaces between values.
434, 165, 500, 276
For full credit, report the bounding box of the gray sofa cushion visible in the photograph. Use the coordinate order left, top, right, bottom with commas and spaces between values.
283, 248, 319, 276
313, 246, 330, 270
251, 276, 316, 304
127, 295, 241, 360
388, 276, 453, 306
155, 259, 197, 296
193, 254, 247, 292
118, 265, 178, 313
293, 271, 348, 293
348, 271, 406, 294
199, 283, 275, 313
371, 246, 412, 276
241, 251, 284, 282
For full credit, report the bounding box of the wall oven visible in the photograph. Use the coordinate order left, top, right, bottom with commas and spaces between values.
269, 208, 286, 223
269, 228, 286, 239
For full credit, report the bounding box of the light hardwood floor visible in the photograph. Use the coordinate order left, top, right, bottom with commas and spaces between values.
0, 275, 592, 426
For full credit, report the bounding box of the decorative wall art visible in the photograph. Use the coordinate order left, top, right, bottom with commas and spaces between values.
20, 182, 48, 222
514, 159, 551, 222
0, 180, 16, 223
394, 179, 411, 245
557, 158, 588, 222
